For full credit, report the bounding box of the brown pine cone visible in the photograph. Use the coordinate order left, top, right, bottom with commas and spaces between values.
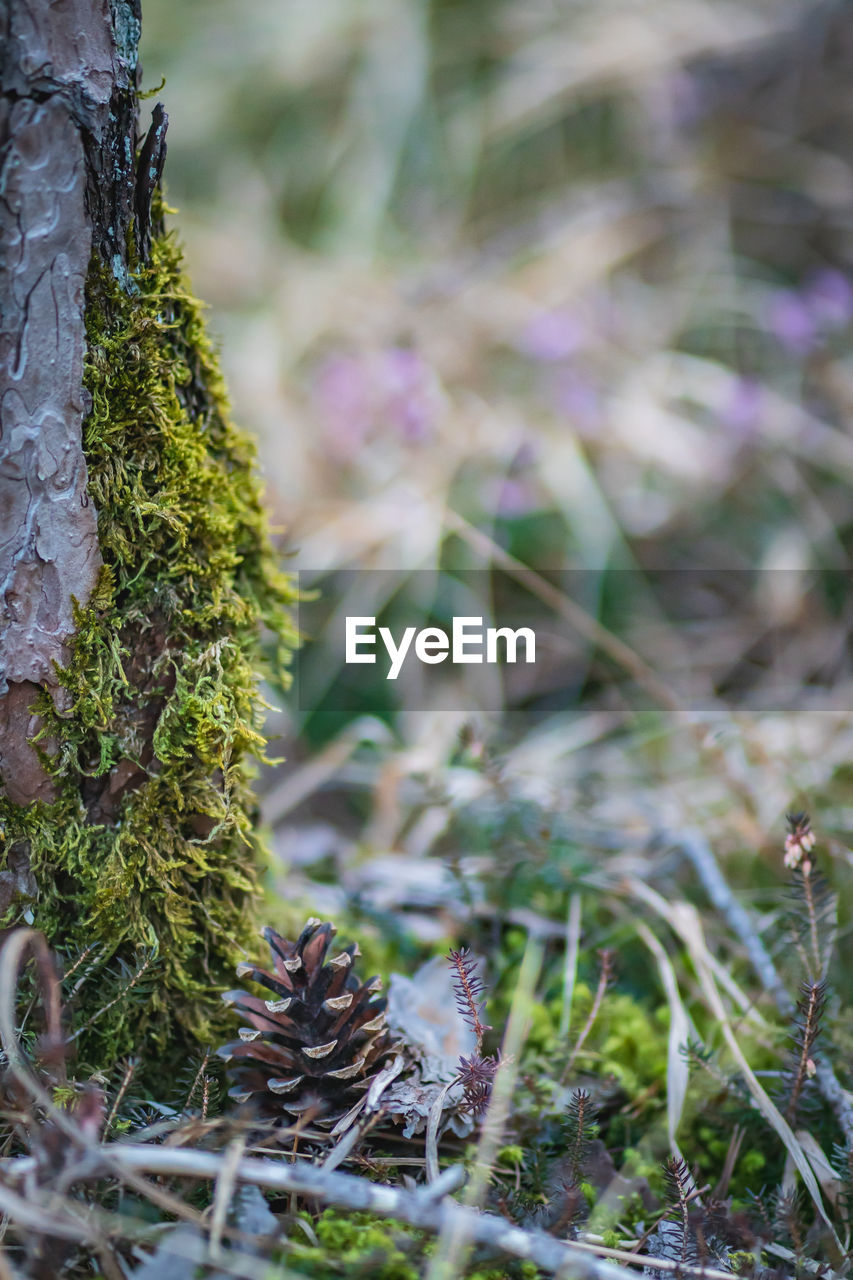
217, 918, 395, 1127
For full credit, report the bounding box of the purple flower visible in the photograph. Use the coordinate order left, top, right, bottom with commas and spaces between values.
804, 268, 853, 330
765, 269, 853, 357
766, 291, 817, 356
496, 478, 536, 518
313, 354, 372, 458
518, 309, 584, 363
553, 369, 602, 437
720, 376, 762, 440
313, 346, 438, 457
379, 347, 436, 443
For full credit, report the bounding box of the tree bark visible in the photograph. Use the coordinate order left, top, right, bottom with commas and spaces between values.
0, 2, 127, 802
0, 1, 295, 1074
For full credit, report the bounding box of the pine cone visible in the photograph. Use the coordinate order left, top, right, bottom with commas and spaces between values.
217, 919, 395, 1127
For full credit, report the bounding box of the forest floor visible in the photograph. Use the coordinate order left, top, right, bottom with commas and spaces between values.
7, 2, 853, 1277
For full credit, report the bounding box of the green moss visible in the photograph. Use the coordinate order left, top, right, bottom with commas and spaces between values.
497, 1144, 525, 1168
284, 1210, 544, 1279
523, 981, 669, 1104
280, 1208, 545, 1280
587, 1187, 650, 1237
619, 1148, 659, 1183
729, 1251, 760, 1273
741, 1149, 766, 1176
0, 228, 297, 1076
51, 1084, 78, 1110
597, 997, 670, 1099
287, 1210, 423, 1279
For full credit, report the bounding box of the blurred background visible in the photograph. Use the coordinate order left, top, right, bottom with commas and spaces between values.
140, 0, 853, 941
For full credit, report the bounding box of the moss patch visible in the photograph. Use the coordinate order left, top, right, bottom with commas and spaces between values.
0, 228, 297, 1075
285, 1209, 542, 1279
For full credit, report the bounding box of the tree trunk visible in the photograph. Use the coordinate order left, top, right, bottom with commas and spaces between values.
0, 1, 295, 1076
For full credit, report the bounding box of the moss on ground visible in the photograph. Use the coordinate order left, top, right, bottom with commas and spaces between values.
285, 1209, 542, 1279
0, 226, 297, 1075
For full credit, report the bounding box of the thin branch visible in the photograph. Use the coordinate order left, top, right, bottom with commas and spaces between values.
572, 1238, 747, 1280
630, 1179, 706, 1258
182, 1050, 213, 1116
663, 1156, 691, 1269
713, 1125, 745, 1200
70, 951, 155, 1039
447, 948, 490, 1050
62, 942, 102, 992
784, 982, 825, 1127
0, 1179, 89, 1242
105, 1058, 137, 1135
77, 1142, 636, 1280
201, 1072, 212, 1122
0, 1168, 274, 1279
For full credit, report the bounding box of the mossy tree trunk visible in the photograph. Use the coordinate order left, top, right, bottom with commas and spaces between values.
0, 1, 295, 1078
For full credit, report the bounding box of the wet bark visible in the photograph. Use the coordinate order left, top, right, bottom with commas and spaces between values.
0, 0, 142, 804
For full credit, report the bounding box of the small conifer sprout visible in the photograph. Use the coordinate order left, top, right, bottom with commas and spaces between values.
447, 945, 501, 1115
217, 919, 396, 1126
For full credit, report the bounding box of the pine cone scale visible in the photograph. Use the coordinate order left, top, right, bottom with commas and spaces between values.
234, 964, 294, 999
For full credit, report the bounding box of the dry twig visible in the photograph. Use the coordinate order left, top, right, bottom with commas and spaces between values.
59, 1141, 640, 1280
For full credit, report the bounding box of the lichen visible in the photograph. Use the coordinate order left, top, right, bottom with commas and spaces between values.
0, 225, 297, 1077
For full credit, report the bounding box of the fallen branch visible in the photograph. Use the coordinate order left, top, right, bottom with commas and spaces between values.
65, 1142, 639, 1280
